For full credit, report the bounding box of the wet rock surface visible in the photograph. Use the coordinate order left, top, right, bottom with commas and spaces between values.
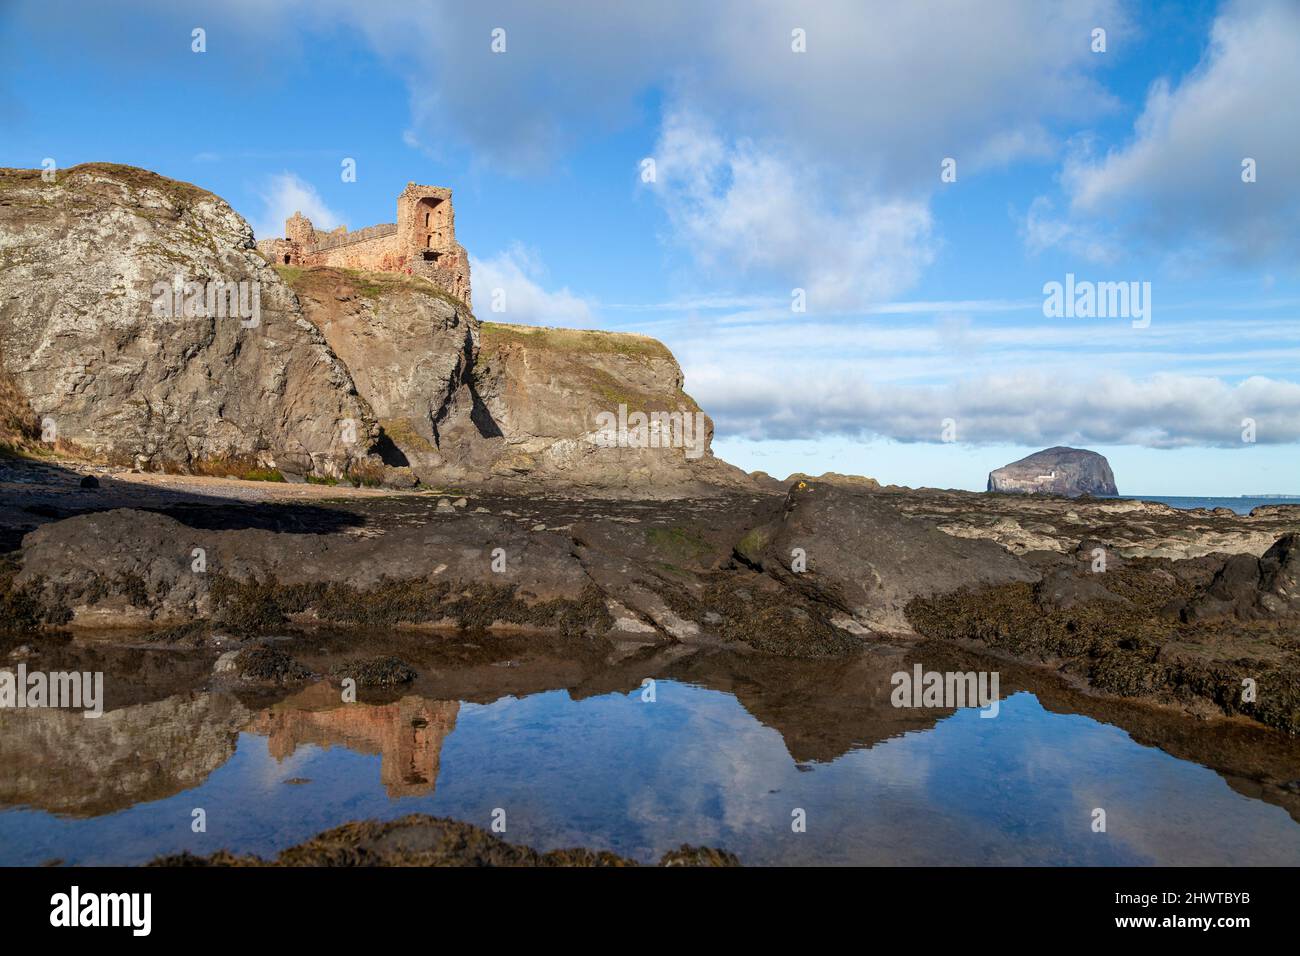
328, 655, 417, 687
151, 814, 740, 867
2, 461, 1298, 735
906, 546, 1300, 734
738, 481, 1038, 634
1180, 533, 1300, 622
232, 643, 314, 685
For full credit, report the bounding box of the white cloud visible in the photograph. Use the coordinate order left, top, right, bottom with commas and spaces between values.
690, 368, 1300, 448
357, 0, 1121, 181
373, 0, 1120, 300
35, 0, 1127, 305
251, 172, 341, 243
1021, 195, 1119, 265
1061, 0, 1300, 265
649, 111, 935, 310
470, 244, 595, 327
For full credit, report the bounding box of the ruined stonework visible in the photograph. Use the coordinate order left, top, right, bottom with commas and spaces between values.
257, 183, 471, 304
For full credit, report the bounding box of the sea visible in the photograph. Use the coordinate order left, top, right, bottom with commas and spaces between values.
1110, 495, 1300, 515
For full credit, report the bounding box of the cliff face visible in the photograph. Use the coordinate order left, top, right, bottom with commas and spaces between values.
277, 266, 484, 482
0, 163, 752, 495
987, 446, 1118, 497
0, 692, 250, 817
283, 275, 752, 494
0, 164, 375, 479
469, 323, 755, 495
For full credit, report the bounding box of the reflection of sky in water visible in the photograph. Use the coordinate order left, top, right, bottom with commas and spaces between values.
3, 686, 1300, 866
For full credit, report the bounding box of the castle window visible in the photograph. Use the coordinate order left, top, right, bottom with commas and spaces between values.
283, 254, 291, 264
424, 212, 430, 228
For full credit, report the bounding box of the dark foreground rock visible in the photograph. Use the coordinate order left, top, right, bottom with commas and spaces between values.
1181, 533, 1300, 621
150, 814, 740, 867
4, 465, 1299, 733
987, 446, 1117, 497
737, 480, 1037, 634
906, 536, 1300, 734
328, 655, 417, 687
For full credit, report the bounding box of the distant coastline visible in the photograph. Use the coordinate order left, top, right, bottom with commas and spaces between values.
1108, 494, 1300, 515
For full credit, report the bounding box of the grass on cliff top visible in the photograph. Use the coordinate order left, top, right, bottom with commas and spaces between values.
273, 265, 469, 311
273, 265, 307, 286
476, 322, 702, 413
479, 322, 673, 360
0, 163, 215, 206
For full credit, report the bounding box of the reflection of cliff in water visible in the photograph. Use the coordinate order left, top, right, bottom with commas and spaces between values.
0, 691, 251, 818
5, 640, 1300, 828
659, 647, 950, 764
246, 682, 460, 798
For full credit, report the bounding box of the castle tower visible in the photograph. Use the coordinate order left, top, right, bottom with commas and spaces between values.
395, 183, 471, 303
396, 183, 455, 261
285, 211, 315, 246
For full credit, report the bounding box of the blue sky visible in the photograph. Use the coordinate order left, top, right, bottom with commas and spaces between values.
2, 0, 1297, 494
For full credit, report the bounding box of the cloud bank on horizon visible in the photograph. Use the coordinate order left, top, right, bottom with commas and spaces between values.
2, 0, 1297, 489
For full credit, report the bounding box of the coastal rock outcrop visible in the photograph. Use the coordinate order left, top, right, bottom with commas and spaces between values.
987, 446, 1117, 497
0, 164, 376, 479
0, 163, 755, 495
282, 284, 756, 494
279, 266, 485, 482
736, 482, 1039, 635
1180, 532, 1300, 621
469, 322, 755, 496
13, 506, 599, 630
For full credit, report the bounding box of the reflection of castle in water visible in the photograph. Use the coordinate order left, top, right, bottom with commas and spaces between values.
247, 682, 460, 798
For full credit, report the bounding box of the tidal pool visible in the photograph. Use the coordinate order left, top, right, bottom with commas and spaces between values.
3, 659, 1300, 866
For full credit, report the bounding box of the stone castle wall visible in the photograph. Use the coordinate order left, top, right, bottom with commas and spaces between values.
257, 182, 471, 304
306, 232, 403, 272
309, 222, 397, 254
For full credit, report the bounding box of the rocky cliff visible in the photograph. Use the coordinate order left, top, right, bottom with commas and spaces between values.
0, 164, 375, 479
279, 271, 753, 495
0, 163, 752, 495
275, 265, 482, 485
987, 446, 1117, 497
469, 322, 754, 495
0, 692, 250, 816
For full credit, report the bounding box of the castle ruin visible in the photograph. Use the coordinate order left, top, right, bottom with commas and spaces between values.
257, 182, 471, 303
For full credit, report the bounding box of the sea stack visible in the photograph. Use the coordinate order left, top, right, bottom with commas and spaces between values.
987, 446, 1117, 497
